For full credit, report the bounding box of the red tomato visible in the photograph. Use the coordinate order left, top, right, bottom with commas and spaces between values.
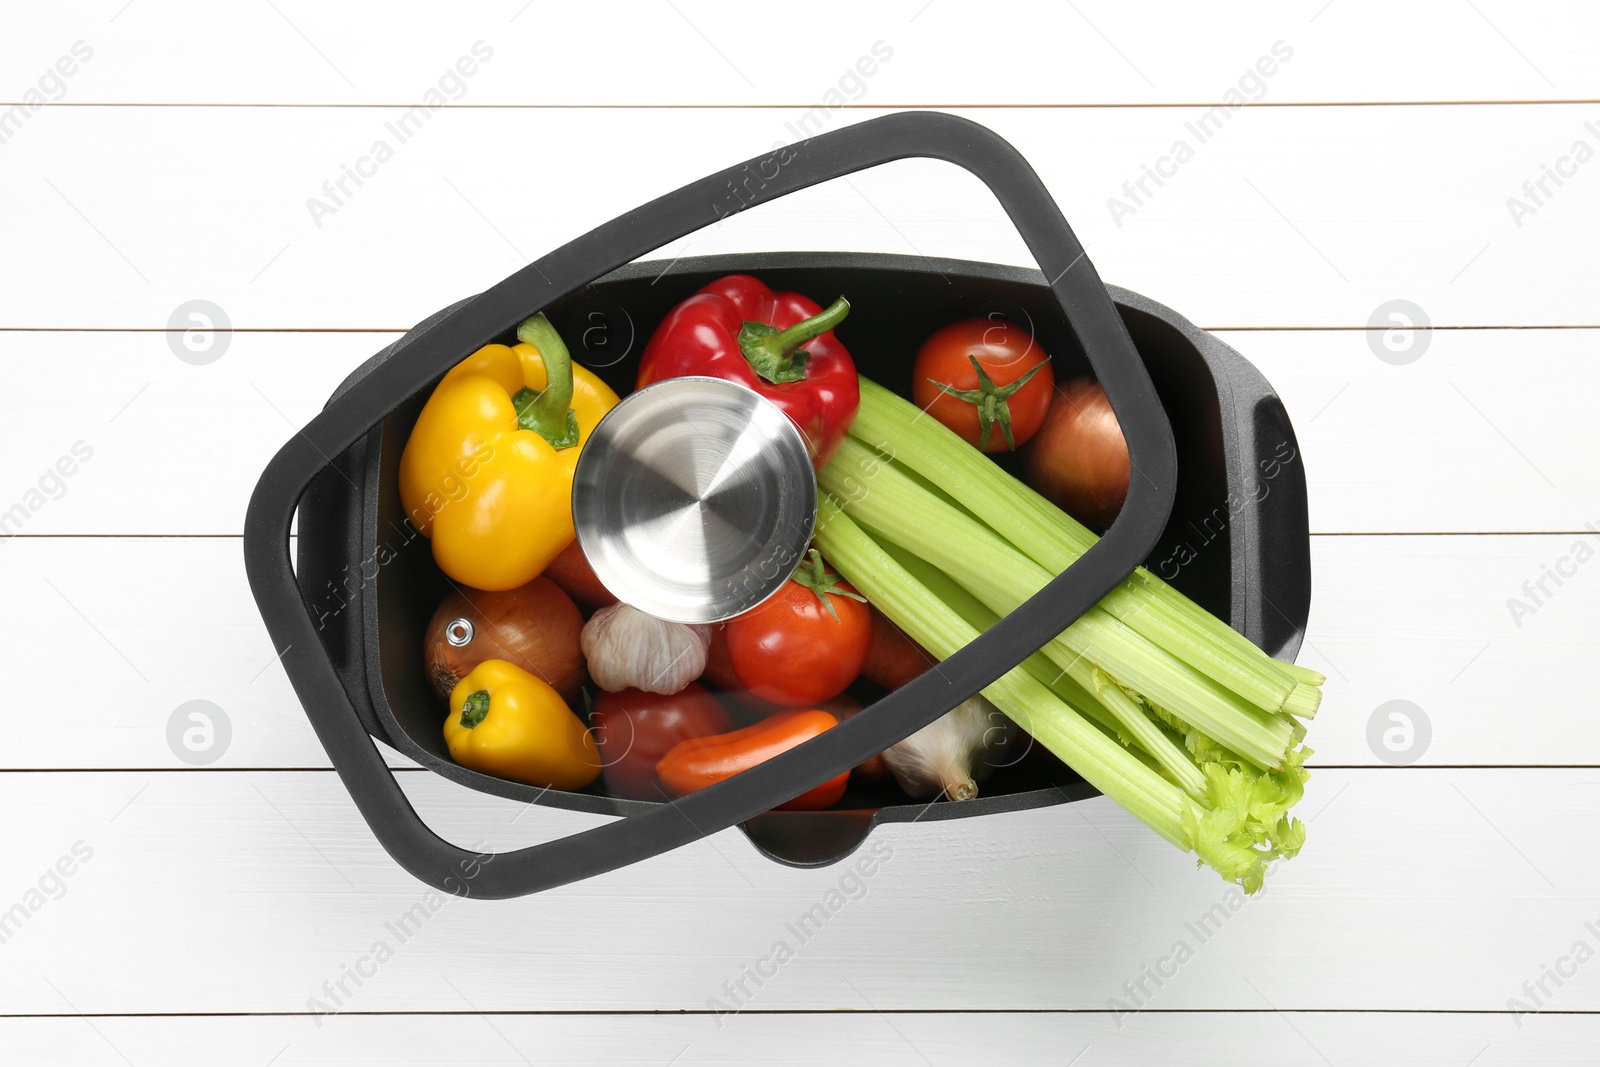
911, 318, 1054, 452
542, 539, 616, 609
725, 550, 872, 707
590, 684, 733, 801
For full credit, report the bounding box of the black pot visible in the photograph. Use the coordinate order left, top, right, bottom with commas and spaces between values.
295, 251, 1309, 870
247, 113, 1309, 898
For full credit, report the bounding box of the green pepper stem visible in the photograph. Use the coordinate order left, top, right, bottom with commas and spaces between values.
765, 297, 850, 357
460, 689, 490, 729
739, 296, 850, 384
515, 313, 579, 449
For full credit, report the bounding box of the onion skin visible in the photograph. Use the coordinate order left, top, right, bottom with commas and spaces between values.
543, 538, 617, 609
1022, 378, 1130, 531
424, 578, 585, 705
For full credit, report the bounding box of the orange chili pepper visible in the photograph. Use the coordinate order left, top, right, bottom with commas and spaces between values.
654, 709, 848, 811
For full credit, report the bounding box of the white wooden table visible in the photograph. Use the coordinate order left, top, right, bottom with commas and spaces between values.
4, 2, 1597, 1062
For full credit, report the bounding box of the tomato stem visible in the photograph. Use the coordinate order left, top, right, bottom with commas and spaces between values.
928, 355, 1047, 451
791, 547, 866, 623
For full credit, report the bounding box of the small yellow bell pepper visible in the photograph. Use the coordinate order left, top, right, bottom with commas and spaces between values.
399, 314, 620, 591
444, 659, 601, 790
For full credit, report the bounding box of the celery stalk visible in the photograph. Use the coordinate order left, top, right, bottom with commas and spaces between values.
877, 535, 1208, 800
812, 498, 1192, 847
1283, 661, 1327, 686
848, 377, 1298, 712
1284, 683, 1322, 719
817, 499, 1307, 892
820, 440, 1294, 770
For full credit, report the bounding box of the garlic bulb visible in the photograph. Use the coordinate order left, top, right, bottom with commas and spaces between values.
580, 602, 711, 695
882, 695, 1015, 801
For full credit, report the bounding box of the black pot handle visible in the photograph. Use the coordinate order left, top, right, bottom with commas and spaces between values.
244, 110, 1176, 898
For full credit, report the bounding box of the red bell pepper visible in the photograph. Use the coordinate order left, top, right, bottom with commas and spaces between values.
654, 708, 849, 810
635, 274, 859, 468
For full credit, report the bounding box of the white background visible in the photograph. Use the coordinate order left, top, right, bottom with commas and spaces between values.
2, 1, 1598, 1063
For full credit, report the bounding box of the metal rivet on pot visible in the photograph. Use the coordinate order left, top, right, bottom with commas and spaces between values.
445, 618, 474, 646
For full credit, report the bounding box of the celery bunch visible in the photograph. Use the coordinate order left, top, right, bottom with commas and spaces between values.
813, 378, 1320, 892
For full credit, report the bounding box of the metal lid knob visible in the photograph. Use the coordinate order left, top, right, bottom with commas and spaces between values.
572, 376, 817, 623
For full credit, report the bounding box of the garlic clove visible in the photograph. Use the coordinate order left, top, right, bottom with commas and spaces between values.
580, 602, 712, 695
881, 695, 1015, 801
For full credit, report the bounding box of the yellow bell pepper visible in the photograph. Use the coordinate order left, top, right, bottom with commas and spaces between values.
444, 659, 601, 790
398, 314, 620, 590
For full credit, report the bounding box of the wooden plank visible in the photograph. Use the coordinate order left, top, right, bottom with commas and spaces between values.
2, 326, 1590, 537
5, 533, 1594, 769
1294, 533, 1600, 766
1236, 326, 1593, 536
1, 106, 1597, 329
4, 536, 346, 771
5, 1, 1595, 106
0, 330, 374, 538
0, 768, 1594, 1013
0, 1011, 1595, 1066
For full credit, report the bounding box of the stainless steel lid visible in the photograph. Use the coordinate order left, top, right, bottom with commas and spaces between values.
572, 376, 817, 623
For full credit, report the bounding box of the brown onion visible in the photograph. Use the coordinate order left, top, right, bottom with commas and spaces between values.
1022, 378, 1130, 531
424, 578, 585, 704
